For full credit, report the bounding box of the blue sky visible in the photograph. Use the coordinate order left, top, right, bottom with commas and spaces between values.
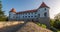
2, 0, 60, 19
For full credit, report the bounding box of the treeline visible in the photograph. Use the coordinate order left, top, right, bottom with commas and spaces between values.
0, 1, 8, 21
50, 13, 60, 32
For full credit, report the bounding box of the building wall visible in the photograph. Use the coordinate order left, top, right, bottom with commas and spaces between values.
9, 12, 16, 21
38, 17, 50, 28
15, 12, 37, 21
9, 7, 50, 21
37, 7, 50, 17
37, 7, 50, 28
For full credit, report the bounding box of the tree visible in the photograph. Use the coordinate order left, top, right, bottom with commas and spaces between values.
0, 0, 7, 21
53, 20, 60, 30
53, 13, 60, 30
54, 13, 60, 21
50, 19, 55, 26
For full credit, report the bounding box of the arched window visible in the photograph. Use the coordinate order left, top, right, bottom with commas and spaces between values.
44, 12, 47, 17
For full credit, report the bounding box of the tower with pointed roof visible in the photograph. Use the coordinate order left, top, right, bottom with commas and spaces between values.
37, 2, 50, 28
9, 8, 16, 21
38, 2, 50, 17
10, 8, 16, 13
39, 2, 49, 8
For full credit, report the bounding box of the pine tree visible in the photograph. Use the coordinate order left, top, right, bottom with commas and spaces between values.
0, 0, 7, 21
0, 1, 3, 15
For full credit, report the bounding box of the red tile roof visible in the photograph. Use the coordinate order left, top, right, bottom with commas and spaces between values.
39, 2, 49, 8
10, 2, 49, 14
10, 8, 16, 13
16, 9, 37, 14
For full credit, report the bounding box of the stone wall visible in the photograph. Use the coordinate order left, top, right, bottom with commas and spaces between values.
38, 17, 50, 28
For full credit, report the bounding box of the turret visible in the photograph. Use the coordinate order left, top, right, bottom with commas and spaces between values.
38, 2, 50, 17
9, 8, 16, 21
10, 8, 16, 13
37, 2, 50, 28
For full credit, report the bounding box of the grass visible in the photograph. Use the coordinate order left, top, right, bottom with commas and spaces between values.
36, 22, 46, 28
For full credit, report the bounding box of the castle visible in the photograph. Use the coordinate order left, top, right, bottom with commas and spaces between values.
9, 2, 50, 28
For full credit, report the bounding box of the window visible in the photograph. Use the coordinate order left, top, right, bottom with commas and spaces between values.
35, 16, 36, 17
28, 13, 30, 15
35, 12, 37, 14
9, 14, 11, 15
38, 14, 40, 17
45, 8, 46, 10
16, 17, 18, 18
44, 12, 47, 17
31, 12, 33, 14
23, 13, 24, 15
25, 13, 27, 15
31, 16, 33, 17
28, 16, 30, 17
38, 14, 40, 16
25, 16, 27, 17
23, 16, 24, 18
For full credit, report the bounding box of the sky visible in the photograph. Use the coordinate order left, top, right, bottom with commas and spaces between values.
1, 0, 60, 19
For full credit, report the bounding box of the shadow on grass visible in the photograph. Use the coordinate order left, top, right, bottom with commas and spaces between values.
0, 23, 24, 32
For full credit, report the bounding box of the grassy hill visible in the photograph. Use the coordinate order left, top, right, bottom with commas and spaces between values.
17, 21, 52, 32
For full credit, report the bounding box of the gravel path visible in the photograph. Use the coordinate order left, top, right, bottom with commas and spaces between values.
0, 21, 24, 32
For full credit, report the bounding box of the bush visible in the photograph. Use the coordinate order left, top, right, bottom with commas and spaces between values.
50, 27, 57, 32
53, 21, 60, 30
50, 19, 55, 26
36, 22, 46, 28
41, 24, 46, 28
36, 22, 41, 26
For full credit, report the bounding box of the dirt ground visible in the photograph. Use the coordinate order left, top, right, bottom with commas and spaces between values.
0, 21, 52, 32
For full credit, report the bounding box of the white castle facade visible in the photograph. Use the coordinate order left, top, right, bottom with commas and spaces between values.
9, 2, 50, 28
9, 2, 50, 21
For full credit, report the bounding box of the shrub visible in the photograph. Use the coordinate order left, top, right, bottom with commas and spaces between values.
41, 24, 46, 28
50, 27, 57, 32
36, 22, 46, 28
